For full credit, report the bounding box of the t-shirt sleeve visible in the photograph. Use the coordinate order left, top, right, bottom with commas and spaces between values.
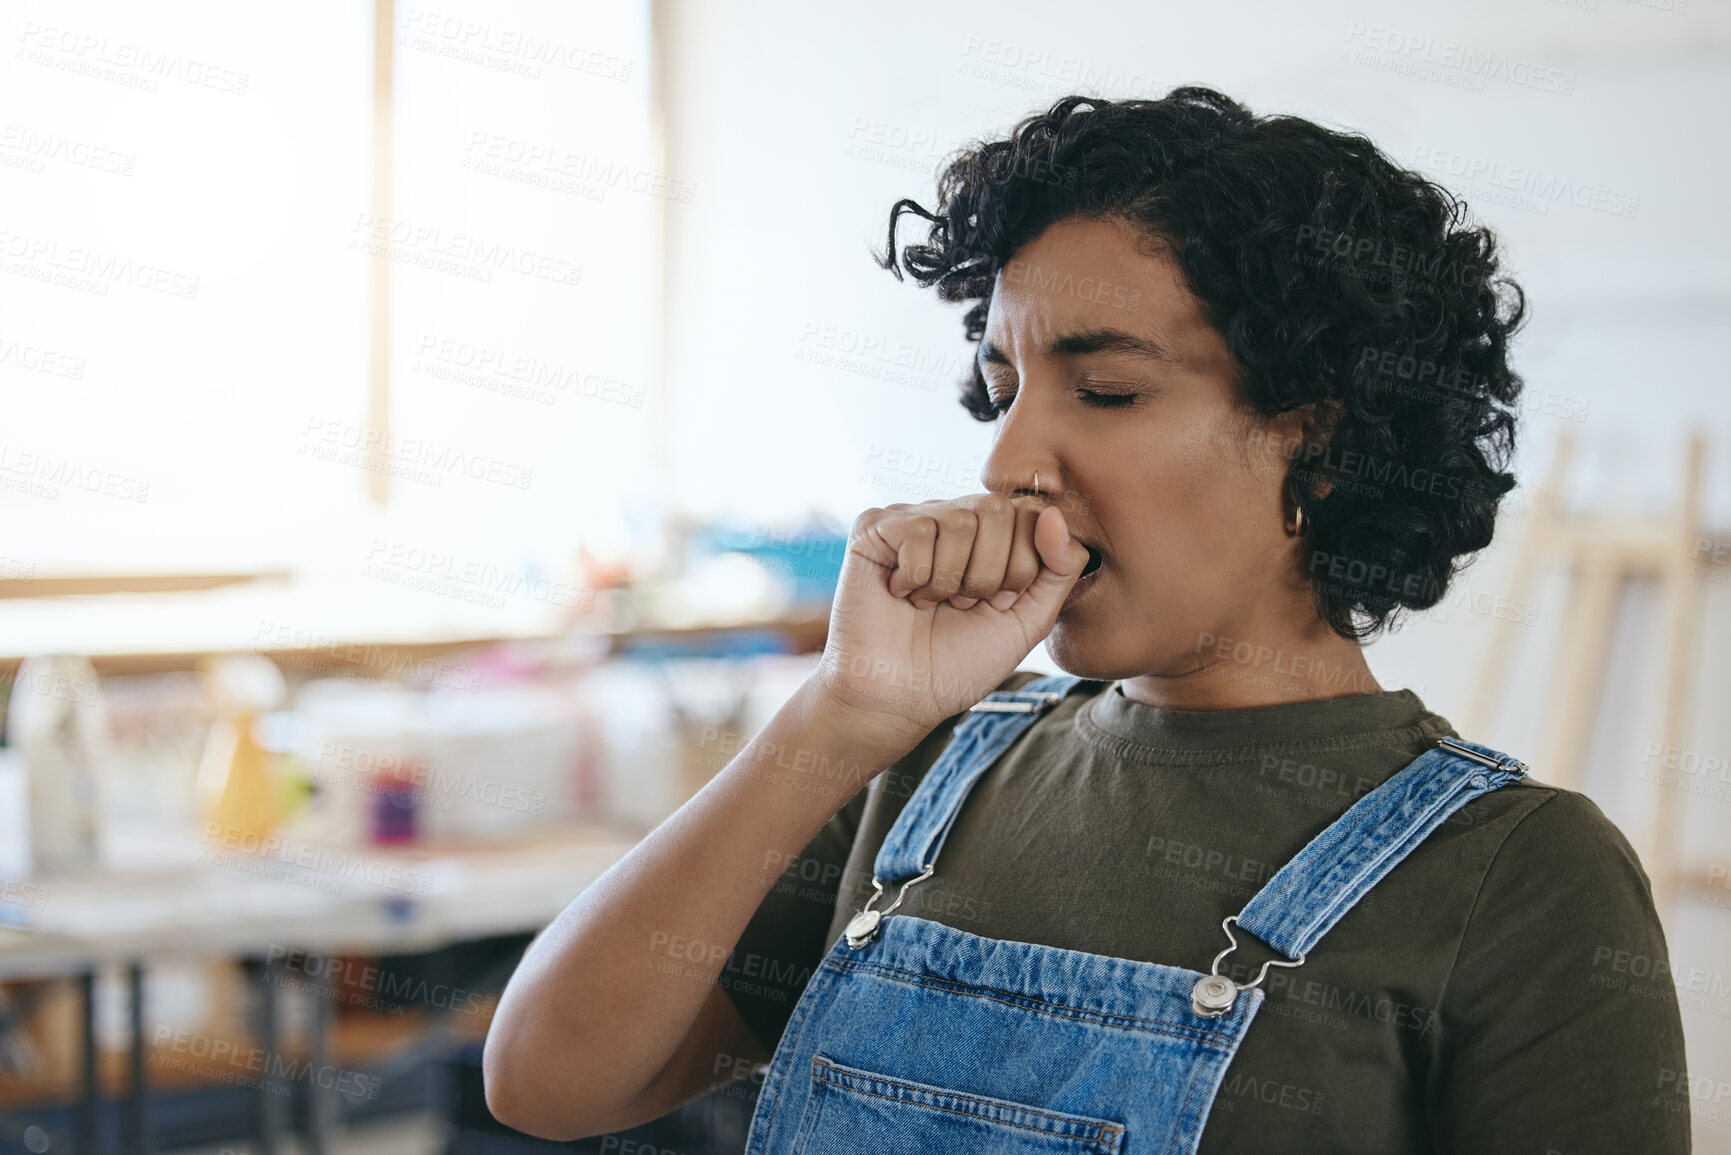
1425, 788, 1692, 1153
721, 784, 867, 1054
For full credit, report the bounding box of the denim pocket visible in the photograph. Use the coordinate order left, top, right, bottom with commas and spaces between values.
791, 1053, 1127, 1154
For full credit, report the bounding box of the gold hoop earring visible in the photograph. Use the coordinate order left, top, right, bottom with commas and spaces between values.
1291, 505, 1308, 537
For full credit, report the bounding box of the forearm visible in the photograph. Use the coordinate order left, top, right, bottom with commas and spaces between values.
482, 677, 918, 1139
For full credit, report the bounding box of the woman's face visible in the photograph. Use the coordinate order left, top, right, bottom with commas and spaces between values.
978, 215, 1311, 681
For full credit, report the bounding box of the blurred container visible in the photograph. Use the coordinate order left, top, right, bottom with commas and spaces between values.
194, 656, 288, 847
293, 677, 586, 844
417, 682, 583, 840
292, 680, 431, 847
6, 654, 110, 875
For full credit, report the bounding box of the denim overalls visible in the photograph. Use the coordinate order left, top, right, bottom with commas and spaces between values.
744, 674, 1529, 1154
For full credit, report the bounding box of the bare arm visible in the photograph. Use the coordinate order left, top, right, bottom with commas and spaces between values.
482, 678, 917, 1139
482, 495, 1087, 1140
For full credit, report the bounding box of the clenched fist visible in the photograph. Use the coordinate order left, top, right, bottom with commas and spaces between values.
809, 492, 1096, 753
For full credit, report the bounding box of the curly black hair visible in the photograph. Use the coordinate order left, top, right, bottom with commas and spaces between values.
878, 85, 1526, 641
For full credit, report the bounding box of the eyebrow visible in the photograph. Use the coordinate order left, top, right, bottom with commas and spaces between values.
978, 328, 1172, 369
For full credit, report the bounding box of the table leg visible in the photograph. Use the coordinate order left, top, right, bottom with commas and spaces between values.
305, 981, 337, 1155
254, 958, 286, 1155
75, 970, 99, 1155
125, 961, 150, 1154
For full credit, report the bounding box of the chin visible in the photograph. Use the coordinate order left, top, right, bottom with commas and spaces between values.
1042, 623, 1126, 682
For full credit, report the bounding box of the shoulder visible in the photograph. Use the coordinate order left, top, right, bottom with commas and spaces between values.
1475, 781, 1654, 903
1426, 780, 1688, 1149
1442, 780, 1667, 991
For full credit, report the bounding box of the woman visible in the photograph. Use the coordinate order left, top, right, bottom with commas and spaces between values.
483, 87, 1689, 1152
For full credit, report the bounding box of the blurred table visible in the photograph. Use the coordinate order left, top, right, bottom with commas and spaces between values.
0, 822, 641, 1154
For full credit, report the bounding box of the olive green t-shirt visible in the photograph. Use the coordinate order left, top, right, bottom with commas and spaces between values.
721, 672, 1690, 1153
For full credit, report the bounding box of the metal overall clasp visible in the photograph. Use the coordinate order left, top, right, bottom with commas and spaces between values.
1191, 915, 1306, 1017
844, 864, 935, 948
1435, 736, 1528, 778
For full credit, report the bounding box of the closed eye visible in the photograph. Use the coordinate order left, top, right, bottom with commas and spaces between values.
983, 386, 1144, 415
1077, 389, 1138, 409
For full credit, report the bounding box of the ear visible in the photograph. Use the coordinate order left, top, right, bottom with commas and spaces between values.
1282, 399, 1346, 502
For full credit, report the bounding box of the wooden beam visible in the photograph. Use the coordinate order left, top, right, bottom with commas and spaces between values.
1648, 431, 1707, 922
0, 572, 288, 599
366, 0, 394, 507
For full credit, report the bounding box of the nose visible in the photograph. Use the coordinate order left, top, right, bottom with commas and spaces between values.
981, 461, 1057, 501
981, 413, 1059, 500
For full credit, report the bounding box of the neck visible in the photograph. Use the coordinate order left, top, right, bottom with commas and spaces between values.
1119, 621, 1380, 711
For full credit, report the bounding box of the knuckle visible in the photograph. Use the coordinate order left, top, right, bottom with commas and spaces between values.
959, 573, 998, 598
928, 564, 964, 593
938, 507, 979, 531
1004, 554, 1040, 588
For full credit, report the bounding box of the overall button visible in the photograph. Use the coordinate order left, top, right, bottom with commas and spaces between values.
844, 909, 881, 948
1469, 773, 1488, 789
1192, 974, 1237, 1017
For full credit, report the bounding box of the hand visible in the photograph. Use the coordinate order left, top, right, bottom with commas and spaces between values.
809, 493, 1092, 751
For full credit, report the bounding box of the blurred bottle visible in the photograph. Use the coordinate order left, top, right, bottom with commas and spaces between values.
6, 654, 109, 875
195, 656, 288, 845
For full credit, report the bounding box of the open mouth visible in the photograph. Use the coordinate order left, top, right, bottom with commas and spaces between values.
1063, 543, 1104, 610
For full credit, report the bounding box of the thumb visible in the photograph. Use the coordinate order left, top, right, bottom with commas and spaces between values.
1010, 505, 1092, 630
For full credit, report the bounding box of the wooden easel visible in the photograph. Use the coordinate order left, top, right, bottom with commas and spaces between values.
1460, 429, 1707, 925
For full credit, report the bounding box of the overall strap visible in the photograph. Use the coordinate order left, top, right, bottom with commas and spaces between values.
873, 674, 1086, 882
1234, 736, 1529, 960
